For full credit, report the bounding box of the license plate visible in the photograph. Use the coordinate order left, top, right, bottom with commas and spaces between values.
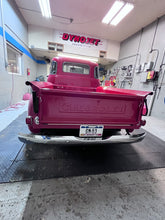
79, 125, 104, 137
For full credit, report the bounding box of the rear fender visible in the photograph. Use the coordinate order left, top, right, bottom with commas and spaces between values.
26, 81, 54, 91
27, 96, 40, 134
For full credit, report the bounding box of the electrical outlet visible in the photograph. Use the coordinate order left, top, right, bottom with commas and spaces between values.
144, 61, 154, 71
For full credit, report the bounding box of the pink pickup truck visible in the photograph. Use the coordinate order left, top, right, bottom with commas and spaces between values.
19, 57, 152, 144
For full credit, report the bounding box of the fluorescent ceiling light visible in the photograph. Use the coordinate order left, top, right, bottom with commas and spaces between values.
39, 0, 52, 18
110, 3, 134, 26
102, 1, 124, 24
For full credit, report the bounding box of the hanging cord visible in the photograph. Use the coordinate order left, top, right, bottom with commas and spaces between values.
157, 48, 165, 99
150, 49, 159, 70
145, 19, 160, 116
148, 19, 160, 91
131, 28, 143, 83
149, 18, 160, 70
150, 18, 160, 52
151, 49, 160, 92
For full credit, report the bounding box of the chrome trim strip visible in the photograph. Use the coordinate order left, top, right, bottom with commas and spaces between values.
46, 123, 133, 127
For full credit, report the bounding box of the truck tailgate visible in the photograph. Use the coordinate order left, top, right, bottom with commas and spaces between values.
38, 88, 148, 130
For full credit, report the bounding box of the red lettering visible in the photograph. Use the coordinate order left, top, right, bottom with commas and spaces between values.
62, 33, 101, 46
86, 38, 91, 44
74, 36, 80, 42
94, 39, 100, 46
80, 36, 86, 43
62, 33, 69, 40
89, 38, 94, 44
69, 34, 75, 41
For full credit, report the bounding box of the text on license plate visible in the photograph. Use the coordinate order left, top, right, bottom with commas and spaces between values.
79, 125, 104, 137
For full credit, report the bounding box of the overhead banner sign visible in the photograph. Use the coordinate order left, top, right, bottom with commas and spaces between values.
62, 33, 101, 46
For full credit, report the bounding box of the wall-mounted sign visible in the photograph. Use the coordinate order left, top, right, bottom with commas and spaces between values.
62, 33, 100, 46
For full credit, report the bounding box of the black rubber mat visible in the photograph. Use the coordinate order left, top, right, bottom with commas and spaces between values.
0, 111, 165, 183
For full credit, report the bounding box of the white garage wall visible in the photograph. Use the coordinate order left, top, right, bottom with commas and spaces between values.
0, 0, 38, 109
36, 63, 48, 80
28, 25, 54, 50
111, 16, 165, 120
28, 24, 120, 61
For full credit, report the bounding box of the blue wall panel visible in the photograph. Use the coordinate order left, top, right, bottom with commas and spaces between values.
0, 26, 46, 64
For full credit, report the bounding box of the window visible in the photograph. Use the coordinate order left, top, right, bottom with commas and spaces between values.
50, 61, 57, 74
99, 51, 107, 58
48, 42, 64, 52
7, 43, 23, 75
94, 66, 99, 79
63, 62, 90, 75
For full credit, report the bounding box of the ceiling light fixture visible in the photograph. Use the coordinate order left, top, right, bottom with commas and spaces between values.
110, 3, 134, 26
39, 0, 52, 18
102, 1, 134, 26
102, 1, 124, 24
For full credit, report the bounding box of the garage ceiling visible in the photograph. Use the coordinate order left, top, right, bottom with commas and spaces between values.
15, 0, 165, 42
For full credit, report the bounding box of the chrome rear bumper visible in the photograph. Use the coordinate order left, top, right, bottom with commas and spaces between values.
18, 132, 145, 144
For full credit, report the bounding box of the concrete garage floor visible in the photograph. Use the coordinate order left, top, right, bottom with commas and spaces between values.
0, 101, 165, 220
1, 169, 165, 220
